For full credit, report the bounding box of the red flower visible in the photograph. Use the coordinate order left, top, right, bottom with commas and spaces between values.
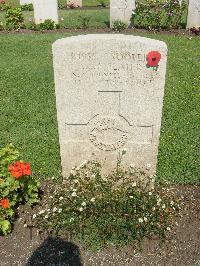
147, 51, 161, 67
0, 198, 10, 209
8, 161, 32, 179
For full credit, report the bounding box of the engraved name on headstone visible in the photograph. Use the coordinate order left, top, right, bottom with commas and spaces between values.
53, 34, 167, 178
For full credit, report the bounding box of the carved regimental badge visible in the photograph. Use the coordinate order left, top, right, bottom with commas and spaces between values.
89, 116, 129, 151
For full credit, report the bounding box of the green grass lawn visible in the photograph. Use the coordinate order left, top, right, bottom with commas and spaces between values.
0, 32, 199, 184
4, 0, 110, 7
0, 9, 110, 29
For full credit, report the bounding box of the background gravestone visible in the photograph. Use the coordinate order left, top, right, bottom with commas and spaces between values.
67, 0, 82, 7
20, 0, 33, 4
33, 0, 58, 24
110, 0, 135, 28
187, 0, 200, 28
53, 34, 167, 178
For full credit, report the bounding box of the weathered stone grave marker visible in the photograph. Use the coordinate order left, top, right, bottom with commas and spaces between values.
67, 0, 82, 8
33, 0, 58, 24
110, 0, 135, 28
187, 0, 200, 28
53, 34, 167, 179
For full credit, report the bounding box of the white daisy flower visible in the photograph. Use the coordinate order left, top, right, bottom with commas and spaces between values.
138, 218, 143, 223
53, 207, 58, 212
132, 182, 137, 187
81, 202, 86, 207
91, 198, 95, 202
71, 192, 77, 197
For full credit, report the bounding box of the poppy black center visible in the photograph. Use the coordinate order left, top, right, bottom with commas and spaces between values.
152, 57, 156, 61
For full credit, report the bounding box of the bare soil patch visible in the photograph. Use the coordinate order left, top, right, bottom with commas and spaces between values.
0, 27, 198, 37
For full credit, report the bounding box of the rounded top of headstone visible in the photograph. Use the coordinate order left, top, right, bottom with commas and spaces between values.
52, 34, 167, 50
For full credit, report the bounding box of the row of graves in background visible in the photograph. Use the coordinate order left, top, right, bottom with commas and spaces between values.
20, 0, 200, 29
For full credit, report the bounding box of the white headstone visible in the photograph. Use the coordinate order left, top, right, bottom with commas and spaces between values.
33, 0, 58, 24
67, 0, 82, 7
20, 0, 33, 4
110, 0, 135, 28
187, 0, 200, 28
53, 34, 167, 179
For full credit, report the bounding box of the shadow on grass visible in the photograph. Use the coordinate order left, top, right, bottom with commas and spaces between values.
104, 20, 110, 27
26, 237, 83, 266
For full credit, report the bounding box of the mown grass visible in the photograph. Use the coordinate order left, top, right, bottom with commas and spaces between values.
0, 32, 199, 184
0, 9, 110, 29
4, 0, 110, 7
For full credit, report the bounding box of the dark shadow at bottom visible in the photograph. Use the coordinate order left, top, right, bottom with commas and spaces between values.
26, 236, 83, 266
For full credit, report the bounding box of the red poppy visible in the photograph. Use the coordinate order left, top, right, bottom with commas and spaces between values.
147, 51, 161, 67
8, 161, 32, 179
0, 198, 10, 209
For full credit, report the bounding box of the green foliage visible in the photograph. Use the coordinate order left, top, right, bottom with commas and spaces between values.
34, 154, 180, 249
5, 6, 24, 29
0, 145, 40, 236
38, 19, 59, 30
79, 15, 91, 29
0, 20, 3, 30
98, 0, 107, 7
0, 220, 11, 235
0, 144, 19, 178
0, 1, 11, 12
112, 20, 127, 32
132, 0, 187, 30
0, 1, 5, 11
21, 4, 33, 11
